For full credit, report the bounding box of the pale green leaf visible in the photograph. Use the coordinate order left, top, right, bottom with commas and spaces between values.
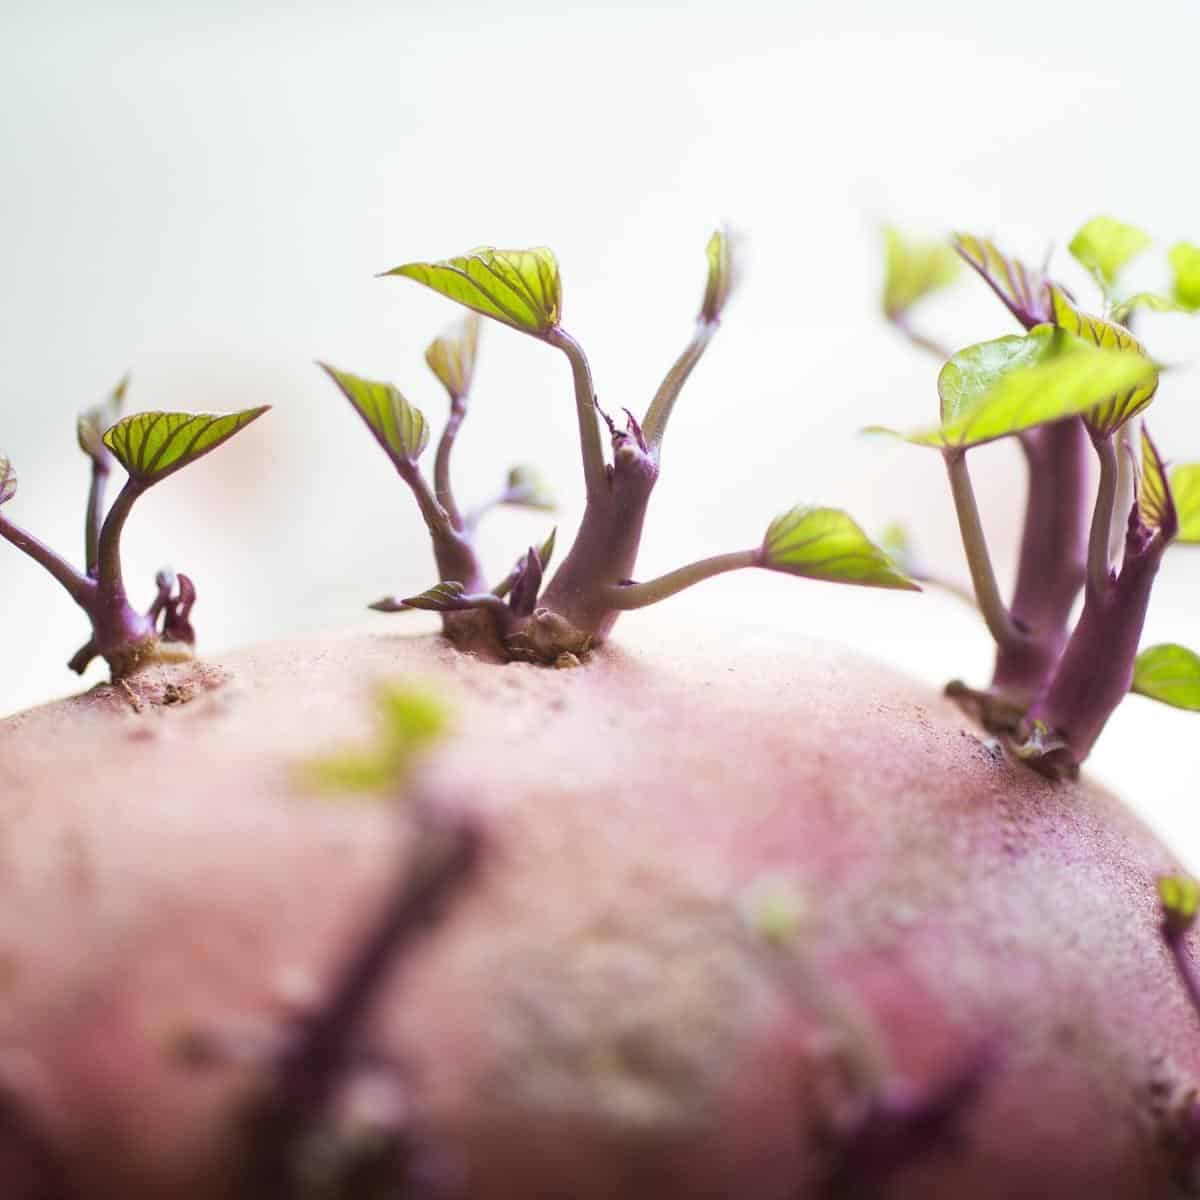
103, 407, 269, 487
882, 227, 959, 318
1050, 287, 1158, 436
1159, 873, 1200, 932
762, 505, 920, 590
425, 314, 481, 402
1110, 292, 1186, 324
888, 326, 1157, 450
385, 246, 561, 335
0, 458, 15, 506
77, 373, 129, 464
1169, 242, 1200, 311
504, 464, 556, 510
320, 363, 430, 465
701, 228, 742, 323
401, 580, 466, 611
1137, 427, 1174, 535
1170, 464, 1200, 544
1132, 644, 1200, 710
309, 684, 449, 795
952, 232, 1053, 328
1068, 216, 1151, 290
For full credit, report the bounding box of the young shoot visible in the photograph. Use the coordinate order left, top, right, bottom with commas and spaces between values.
325, 231, 917, 666
876, 218, 1200, 775
0, 383, 268, 679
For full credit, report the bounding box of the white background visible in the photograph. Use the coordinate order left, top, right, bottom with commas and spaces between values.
2, 0, 1198, 857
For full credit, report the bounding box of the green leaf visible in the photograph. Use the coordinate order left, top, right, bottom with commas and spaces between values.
1132, 644, 1200, 711
1169, 242, 1200, 311
762, 505, 920, 591
320, 363, 430, 465
0, 458, 15, 506
1068, 216, 1151, 290
1170, 464, 1200, 544
1159, 873, 1200, 933
401, 580, 467, 611
1050, 287, 1158, 436
881, 227, 959, 318
952, 232, 1053, 328
384, 246, 561, 335
537, 524, 557, 572
700, 228, 742, 323
1110, 292, 1186, 324
1137, 426, 1174, 535
504, 464, 556, 510
877, 326, 1157, 450
103, 407, 269, 488
77, 373, 129, 465
425, 314, 481, 402
309, 684, 448, 795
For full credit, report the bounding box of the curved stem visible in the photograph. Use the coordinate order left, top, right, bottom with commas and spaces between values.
432, 402, 465, 530
97, 477, 143, 608
1087, 435, 1118, 598
85, 464, 110, 578
641, 319, 716, 458
944, 450, 1025, 651
599, 548, 759, 611
545, 326, 606, 501
889, 314, 952, 361
0, 513, 94, 609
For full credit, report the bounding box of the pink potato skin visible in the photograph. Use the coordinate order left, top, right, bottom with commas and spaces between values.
0, 624, 1197, 1198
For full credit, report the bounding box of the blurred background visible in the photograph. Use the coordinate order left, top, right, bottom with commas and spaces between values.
2, 0, 1198, 857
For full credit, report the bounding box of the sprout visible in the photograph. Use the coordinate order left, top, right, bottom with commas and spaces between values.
323, 229, 914, 665
876, 220, 1200, 775
0, 381, 268, 679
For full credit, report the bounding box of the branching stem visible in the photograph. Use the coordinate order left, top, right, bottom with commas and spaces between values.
0, 513, 94, 609
1087, 435, 1119, 598
600, 548, 759, 610
641, 319, 716, 457
944, 450, 1025, 651
545, 326, 606, 501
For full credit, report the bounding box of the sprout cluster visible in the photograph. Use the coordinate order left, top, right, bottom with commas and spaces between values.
324, 232, 915, 665
882, 217, 1200, 775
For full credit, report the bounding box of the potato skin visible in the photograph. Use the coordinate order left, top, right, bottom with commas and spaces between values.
0, 625, 1196, 1199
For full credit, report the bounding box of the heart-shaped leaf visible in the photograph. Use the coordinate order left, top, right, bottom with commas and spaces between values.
0, 458, 15, 506
1170, 464, 1200, 544
320, 364, 429, 465
401, 580, 467, 611
77, 373, 130, 465
384, 246, 561, 336
103, 407, 269, 488
1137, 427, 1175, 536
425, 314, 481, 403
870, 327, 1156, 450
762, 505, 919, 590
1050, 287, 1158, 436
701, 227, 742, 323
1132, 644, 1200, 711
953, 233, 1054, 329
1169, 242, 1200, 311
1068, 216, 1151, 290
881, 227, 959, 318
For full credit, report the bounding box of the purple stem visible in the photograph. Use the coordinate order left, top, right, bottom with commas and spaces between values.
1024, 506, 1169, 769
92, 478, 155, 657
397, 462, 486, 594
432, 400, 466, 531
85, 462, 110, 579
245, 810, 481, 1196
1165, 931, 1200, 1025
0, 513, 95, 611
990, 418, 1090, 703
